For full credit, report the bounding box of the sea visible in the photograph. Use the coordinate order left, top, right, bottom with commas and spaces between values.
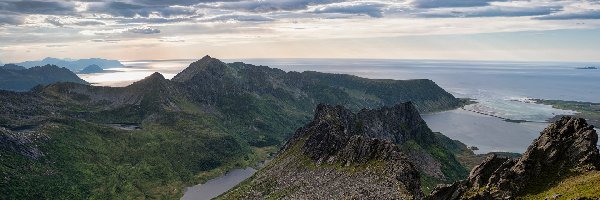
77, 58, 600, 199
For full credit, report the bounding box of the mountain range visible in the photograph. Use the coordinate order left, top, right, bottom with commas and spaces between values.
0, 56, 466, 199
0, 64, 89, 91
2, 55, 597, 199
12, 57, 123, 72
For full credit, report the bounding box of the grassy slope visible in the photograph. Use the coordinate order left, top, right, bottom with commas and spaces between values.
0, 113, 272, 199
518, 170, 600, 199
1, 60, 468, 199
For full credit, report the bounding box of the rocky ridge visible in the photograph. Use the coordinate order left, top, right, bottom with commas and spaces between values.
219, 103, 429, 199
428, 117, 600, 199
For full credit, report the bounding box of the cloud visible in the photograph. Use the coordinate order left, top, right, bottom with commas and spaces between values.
0, 0, 75, 15
159, 36, 185, 42
535, 10, 600, 20
81, 26, 160, 35
87, 1, 196, 18
411, 0, 507, 9
203, 14, 274, 22
418, 6, 562, 18
0, 14, 24, 25
127, 27, 161, 34
312, 2, 386, 18
45, 17, 106, 27
91, 39, 121, 43
203, 0, 341, 13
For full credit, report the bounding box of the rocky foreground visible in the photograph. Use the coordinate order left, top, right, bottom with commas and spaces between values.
218, 103, 427, 199
220, 107, 600, 199
429, 117, 600, 199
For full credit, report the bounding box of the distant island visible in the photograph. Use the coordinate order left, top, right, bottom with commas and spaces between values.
13, 57, 123, 72
0, 64, 89, 91
576, 66, 598, 70
78, 64, 104, 74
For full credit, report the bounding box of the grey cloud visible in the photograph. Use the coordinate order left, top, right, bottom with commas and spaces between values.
132, 0, 241, 6
411, 0, 507, 9
127, 27, 161, 34
312, 3, 386, 18
91, 39, 121, 43
0, 14, 24, 25
87, 1, 196, 18
203, 0, 342, 13
46, 17, 106, 27
0, 0, 76, 15
418, 6, 562, 18
204, 14, 274, 22
535, 10, 600, 20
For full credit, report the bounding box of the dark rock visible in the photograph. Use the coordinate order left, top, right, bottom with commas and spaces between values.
428, 117, 600, 199
220, 103, 428, 199
0, 127, 46, 160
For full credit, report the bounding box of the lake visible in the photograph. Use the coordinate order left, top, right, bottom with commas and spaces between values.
180, 167, 256, 200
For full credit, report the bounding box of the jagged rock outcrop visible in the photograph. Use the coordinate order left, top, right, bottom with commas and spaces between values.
0, 127, 47, 160
218, 103, 429, 199
428, 117, 600, 199
297, 103, 467, 182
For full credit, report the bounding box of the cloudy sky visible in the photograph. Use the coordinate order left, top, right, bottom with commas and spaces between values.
1, 0, 600, 63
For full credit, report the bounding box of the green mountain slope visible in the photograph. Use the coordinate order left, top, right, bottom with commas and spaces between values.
0, 56, 464, 199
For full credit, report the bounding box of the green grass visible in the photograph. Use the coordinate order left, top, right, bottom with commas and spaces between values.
536, 99, 600, 127
519, 171, 600, 200
0, 114, 274, 199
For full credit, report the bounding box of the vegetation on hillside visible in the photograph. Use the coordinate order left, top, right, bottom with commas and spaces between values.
0, 56, 466, 199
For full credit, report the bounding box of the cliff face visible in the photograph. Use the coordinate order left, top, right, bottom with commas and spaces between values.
219, 103, 427, 199
429, 117, 600, 199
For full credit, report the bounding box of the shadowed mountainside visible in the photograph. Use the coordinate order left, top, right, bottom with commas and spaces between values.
0, 64, 88, 91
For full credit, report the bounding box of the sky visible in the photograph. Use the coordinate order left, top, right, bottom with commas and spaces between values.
1, 0, 600, 63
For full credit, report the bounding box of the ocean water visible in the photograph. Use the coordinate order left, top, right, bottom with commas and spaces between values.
79, 58, 600, 152
122, 58, 600, 199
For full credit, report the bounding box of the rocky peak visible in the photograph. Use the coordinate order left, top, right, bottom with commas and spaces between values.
298, 102, 431, 162
252, 103, 425, 199
428, 117, 600, 199
129, 72, 167, 88
518, 117, 599, 171
171, 55, 228, 82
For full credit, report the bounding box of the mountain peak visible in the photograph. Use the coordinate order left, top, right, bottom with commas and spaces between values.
201, 55, 212, 60
221, 103, 425, 199
171, 55, 227, 82
148, 72, 165, 79
128, 72, 167, 88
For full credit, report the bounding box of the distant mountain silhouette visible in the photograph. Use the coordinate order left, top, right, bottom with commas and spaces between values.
14, 57, 123, 72
1, 64, 27, 70
0, 64, 89, 91
78, 64, 104, 74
